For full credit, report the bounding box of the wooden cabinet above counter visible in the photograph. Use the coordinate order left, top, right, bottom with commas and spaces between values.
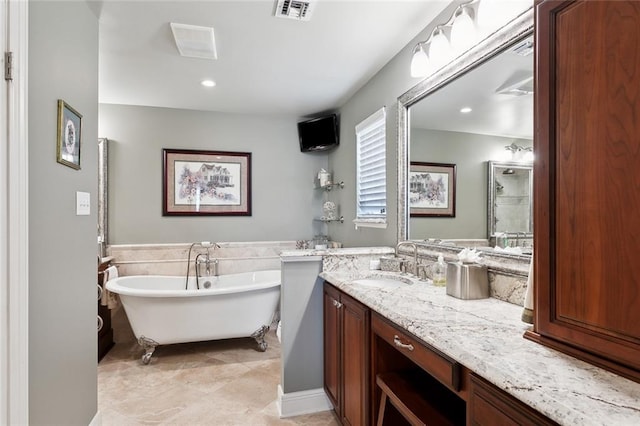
531, 0, 640, 383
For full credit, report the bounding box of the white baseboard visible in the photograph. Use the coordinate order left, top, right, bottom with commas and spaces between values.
276, 385, 333, 418
88, 410, 102, 426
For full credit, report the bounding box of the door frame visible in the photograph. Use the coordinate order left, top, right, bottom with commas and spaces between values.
1, 0, 29, 423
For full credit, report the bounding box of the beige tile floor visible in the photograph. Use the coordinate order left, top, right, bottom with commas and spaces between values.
98, 309, 339, 426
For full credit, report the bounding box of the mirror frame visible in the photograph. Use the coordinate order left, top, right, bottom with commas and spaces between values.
397, 8, 534, 241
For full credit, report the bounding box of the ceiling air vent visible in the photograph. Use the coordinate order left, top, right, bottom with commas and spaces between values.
274, 0, 314, 21
511, 39, 534, 57
496, 71, 534, 97
170, 23, 217, 60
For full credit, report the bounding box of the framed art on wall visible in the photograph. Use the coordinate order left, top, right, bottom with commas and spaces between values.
163, 148, 252, 216
56, 99, 82, 170
409, 162, 456, 217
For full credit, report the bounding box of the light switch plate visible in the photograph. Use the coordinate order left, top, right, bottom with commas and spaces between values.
76, 191, 90, 215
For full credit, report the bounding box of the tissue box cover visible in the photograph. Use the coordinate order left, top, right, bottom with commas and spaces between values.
446, 262, 489, 300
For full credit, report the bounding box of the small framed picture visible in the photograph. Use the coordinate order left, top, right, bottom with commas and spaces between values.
56, 100, 82, 170
163, 148, 252, 216
409, 162, 456, 217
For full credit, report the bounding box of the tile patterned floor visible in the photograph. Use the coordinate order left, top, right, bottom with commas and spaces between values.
98, 309, 339, 426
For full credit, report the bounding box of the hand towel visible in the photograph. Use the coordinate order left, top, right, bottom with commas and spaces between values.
101, 265, 120, 310
521, 256, 534, 324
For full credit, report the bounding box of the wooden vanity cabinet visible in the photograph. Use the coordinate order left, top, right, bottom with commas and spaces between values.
323, 284, 558, 426
371, 313, 467, 426
531, 0, 640, 382
468, 374, 557, 426
323, 282, 370, 426
97, 257, 115, 361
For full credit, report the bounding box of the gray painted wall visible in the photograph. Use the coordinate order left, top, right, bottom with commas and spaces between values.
329, 1, 532, 248
29, 1, 99, 424
99, 105, 328, 244
409, 128, 531, 239
328, 2, 454, 248
280, 259, 324, 393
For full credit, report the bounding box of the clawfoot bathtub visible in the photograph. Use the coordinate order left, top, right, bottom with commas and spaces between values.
106, 270, 280, 364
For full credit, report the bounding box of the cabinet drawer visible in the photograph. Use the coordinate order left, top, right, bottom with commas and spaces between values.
469, 374, 557, 426
372, 312, 461, 391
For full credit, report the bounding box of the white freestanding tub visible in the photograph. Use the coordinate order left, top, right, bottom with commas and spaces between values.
106, 270, 281, 363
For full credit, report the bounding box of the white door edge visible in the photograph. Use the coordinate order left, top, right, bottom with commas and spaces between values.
1, 0, 29, 423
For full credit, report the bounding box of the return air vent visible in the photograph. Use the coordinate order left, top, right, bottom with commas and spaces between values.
274, 0, 314, 21
170, 23, 217, 60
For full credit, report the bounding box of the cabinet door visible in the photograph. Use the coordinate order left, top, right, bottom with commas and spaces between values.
534, 0, 640, 379
323, 283, 342, 413
341, 292, 369, 426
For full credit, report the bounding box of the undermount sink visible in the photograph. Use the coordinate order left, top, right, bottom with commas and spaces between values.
351, 276, 411, 288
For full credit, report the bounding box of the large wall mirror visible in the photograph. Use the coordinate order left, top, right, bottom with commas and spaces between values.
397, 8, 534, 251
98, 138, 109, 257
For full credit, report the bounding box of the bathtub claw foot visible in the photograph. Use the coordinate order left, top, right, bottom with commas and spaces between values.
138, 336, 158, 365
251, 325, 269, 352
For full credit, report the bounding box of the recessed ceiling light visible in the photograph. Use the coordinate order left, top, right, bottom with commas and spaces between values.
201, 79, 216, 88
460, 107, 472, 113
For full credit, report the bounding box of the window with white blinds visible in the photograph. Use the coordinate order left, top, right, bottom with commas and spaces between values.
354, 107, 387, 229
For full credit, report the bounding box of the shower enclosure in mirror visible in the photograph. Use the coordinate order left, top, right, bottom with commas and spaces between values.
488, 161, 532, 242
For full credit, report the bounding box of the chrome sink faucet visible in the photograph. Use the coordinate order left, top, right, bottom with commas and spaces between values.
396, 241, 418, 276
518, 232, 528, 247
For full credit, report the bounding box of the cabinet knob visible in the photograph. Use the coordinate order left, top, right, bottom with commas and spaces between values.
332, 299, 343, 309
393, 335, 414, 351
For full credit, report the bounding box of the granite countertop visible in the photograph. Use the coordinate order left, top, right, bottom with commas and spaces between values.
320, 270, 640, 426
281, 246, 394, 259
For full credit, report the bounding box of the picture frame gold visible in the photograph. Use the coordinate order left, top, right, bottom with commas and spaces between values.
56, 99, 83, 170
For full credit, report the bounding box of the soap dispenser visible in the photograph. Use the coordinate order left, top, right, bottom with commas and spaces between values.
432, 253, 447, 286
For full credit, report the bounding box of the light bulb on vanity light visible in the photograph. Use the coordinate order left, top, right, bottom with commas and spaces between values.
201, 79, 216, 87
410, 44, 430, 78
450, 7, 477, 53
429, 28, 452, 70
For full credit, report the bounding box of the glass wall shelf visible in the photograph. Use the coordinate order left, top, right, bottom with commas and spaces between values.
314, 216, 345, 223
315, 181, 345, 191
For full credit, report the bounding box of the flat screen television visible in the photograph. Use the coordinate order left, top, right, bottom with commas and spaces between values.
297, 114, 339, 152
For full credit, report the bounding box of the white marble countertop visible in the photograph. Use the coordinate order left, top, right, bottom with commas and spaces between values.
281, 246, 394, 259
280, 247, 395, 258
320, 270, 640, 426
